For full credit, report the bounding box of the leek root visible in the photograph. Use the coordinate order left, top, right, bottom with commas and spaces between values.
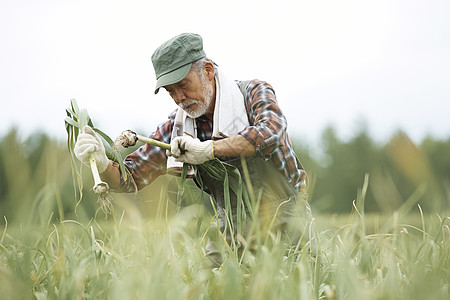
114, 130, 171, 151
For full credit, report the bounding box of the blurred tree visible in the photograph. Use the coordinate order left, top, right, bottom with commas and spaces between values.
308, 123, 381, 213
385, 131, 444, 211
294, 126, 449, 213
420, 136, 450, 209
1, 126, 449, 221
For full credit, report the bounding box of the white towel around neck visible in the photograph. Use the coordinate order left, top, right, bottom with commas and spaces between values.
166, 67, 249, 176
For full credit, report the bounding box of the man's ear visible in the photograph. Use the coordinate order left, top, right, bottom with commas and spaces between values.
203, 61, 215, 81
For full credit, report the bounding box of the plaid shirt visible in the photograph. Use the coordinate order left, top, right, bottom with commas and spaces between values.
119, 80, 306, 192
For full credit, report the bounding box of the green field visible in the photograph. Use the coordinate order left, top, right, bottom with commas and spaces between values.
1, 203, 449, 299
0, 130, 449, 299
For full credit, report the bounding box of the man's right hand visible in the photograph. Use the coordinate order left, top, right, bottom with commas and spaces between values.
74, 125, 110, 173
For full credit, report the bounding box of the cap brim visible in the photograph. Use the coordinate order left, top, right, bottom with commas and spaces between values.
154, 63, 192, 94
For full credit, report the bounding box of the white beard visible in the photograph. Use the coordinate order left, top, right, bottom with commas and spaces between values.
179, 76, 214, 119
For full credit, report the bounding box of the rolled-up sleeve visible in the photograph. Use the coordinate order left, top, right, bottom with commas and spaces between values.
238, 80, 287, 157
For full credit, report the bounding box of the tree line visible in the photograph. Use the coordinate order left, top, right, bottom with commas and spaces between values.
293, 125, 450, 213
0, 126, 449, 222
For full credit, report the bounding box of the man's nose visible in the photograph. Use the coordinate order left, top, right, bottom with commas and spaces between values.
173, 89, 186, 104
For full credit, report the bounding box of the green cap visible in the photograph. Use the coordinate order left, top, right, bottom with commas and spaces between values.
151, 33, 206, 94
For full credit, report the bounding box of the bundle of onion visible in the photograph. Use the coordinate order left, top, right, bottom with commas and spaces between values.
65, 99, 129, 214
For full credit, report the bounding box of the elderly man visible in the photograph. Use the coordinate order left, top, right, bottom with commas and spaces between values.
74, 33, 313, 265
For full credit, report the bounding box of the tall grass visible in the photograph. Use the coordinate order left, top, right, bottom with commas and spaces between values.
0, 131, 449, 299
1, 184, 449, 299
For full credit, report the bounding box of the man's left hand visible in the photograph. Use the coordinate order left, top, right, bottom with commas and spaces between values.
167, 136, 214, 165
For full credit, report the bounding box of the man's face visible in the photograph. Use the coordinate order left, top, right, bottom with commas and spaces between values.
164, 68, 214, 118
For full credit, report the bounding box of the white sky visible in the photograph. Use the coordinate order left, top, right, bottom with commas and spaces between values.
1, 0, 449, 146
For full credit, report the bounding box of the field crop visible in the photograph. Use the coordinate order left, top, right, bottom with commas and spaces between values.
0, 130, 449, 299
1, 188, 449, 299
